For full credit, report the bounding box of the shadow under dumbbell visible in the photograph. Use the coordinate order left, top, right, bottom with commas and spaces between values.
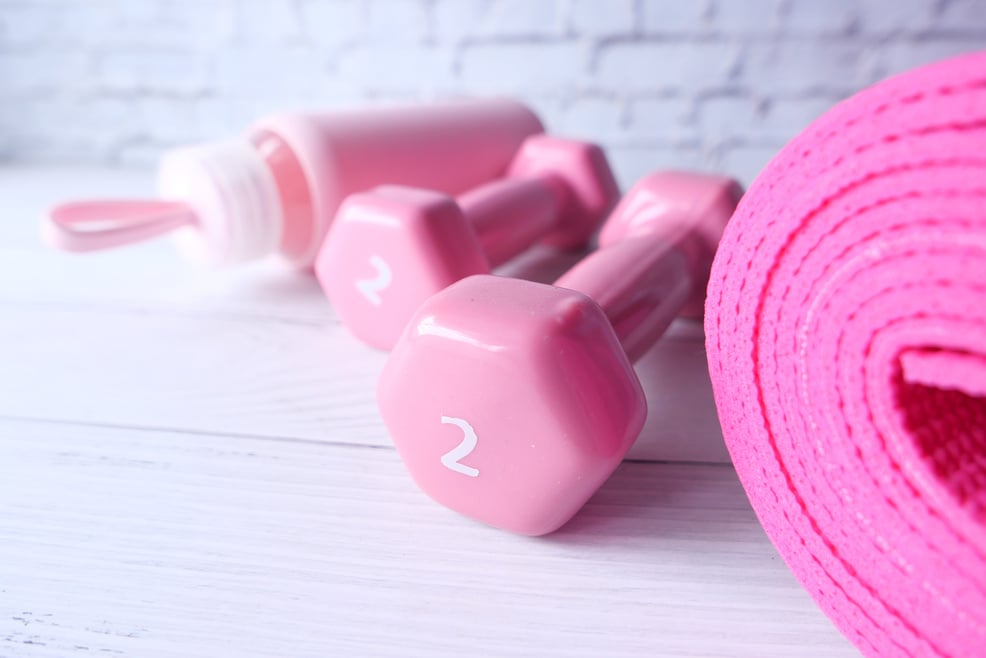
630, 319, 730, 464
544, 460, 756, 546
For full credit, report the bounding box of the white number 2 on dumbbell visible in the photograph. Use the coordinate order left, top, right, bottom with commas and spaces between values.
440, 416, 480, 477
355, 255, 392, 306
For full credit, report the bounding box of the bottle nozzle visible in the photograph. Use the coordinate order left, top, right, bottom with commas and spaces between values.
42, 140, 284, 267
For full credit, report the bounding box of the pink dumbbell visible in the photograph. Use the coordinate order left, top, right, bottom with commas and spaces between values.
315, 135, 620, 349
377, 171, 742, 535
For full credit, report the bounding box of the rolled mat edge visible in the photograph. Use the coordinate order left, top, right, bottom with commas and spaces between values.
705, 51, 986, 658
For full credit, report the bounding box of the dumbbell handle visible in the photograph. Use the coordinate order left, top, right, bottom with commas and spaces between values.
456, 172, 567, 267
554, 226, 698, 364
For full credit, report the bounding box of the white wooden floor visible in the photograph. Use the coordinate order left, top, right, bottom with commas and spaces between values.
0, 167, 860, 657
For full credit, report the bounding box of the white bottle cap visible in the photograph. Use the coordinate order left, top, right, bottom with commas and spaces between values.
156, 140, 284, 266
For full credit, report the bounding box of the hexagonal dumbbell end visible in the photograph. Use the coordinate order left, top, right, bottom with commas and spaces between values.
506, 135, 621, 249
378, 171, 742, 535
316, 186, 489, 350
377, 274, 646, 535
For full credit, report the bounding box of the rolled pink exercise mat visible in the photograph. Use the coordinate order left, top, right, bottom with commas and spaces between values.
705, 51, 986, 658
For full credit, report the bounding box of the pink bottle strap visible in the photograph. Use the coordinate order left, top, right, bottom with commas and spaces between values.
43, 200, 198, 252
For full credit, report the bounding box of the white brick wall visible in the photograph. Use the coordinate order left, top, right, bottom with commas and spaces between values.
0, 0, 984, 187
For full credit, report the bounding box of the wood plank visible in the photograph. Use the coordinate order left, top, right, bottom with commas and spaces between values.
0, 419, 857, 657
0, 301, 385, 443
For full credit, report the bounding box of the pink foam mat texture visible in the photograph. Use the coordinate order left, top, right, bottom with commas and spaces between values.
705, 51, 986, 658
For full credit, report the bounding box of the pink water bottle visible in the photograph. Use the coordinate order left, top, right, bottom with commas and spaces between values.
43, 99, 544, 268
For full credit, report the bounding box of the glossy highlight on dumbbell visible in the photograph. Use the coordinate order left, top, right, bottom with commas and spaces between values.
315, 135, 620, 350
376, 171, 742, 535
